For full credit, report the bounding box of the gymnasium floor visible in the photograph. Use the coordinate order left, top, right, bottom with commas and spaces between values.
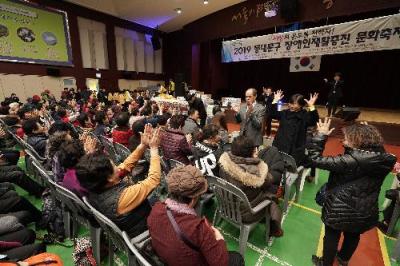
14, 136, 400, 266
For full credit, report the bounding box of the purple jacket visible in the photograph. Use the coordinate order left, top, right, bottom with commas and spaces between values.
62, 168, 88, 198
160, 128, 192, 164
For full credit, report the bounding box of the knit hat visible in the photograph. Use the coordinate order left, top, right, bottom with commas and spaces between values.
166, 165, 208, 199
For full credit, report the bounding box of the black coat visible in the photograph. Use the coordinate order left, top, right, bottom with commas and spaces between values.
271, 104, 319, 165
258, 146, 284, 185
308, 135, 397, 233
189, 98, 207, 127
327, 80, 344, 99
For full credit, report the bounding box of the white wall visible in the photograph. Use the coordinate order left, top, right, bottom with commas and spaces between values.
114, 27, 162, 73
78, 17, 109, 69
0, 74, 74, 101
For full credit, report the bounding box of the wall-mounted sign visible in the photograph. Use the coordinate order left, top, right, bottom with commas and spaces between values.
231, 0, 278, 25
222, 14, 400, 62
0, 0, 72, 66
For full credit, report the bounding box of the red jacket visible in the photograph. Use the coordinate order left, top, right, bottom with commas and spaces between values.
147, 202, 228, 266
112, 128, 133, 147
160, 128, 192, 164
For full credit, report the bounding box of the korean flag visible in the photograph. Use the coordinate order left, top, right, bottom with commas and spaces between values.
290, 55, 322, 72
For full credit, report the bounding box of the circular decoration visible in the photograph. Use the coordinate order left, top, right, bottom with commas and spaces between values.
0, 24, 9, 38
42, 32, 57, 46
17, 27, 35, 42
299, 57, 311, 67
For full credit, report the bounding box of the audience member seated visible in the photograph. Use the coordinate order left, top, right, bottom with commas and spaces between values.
47, 131, 72, 181
0, 215, 46, 261
112, 112, 133, 147
148, 165, 244, 266
182, 108, 201, 135
76, 125, 161, 237
160, 115, 192, 165
219, 136, 283, 237
59, 139, 91, 197
192, 124, 225, 176
22, 118, 48, 158
258, 145, 285, 194
128, 119, 145, 152
93, 111, 110, 137
210, 105, 229, 144
74, 113, 93, 130
0, 183, 42, 225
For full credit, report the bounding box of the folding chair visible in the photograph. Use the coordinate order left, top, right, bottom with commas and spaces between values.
168, 159, 185, 169
32, 160, 102, 264
387, 191, 400, 236
279, 151, 304, 213
207, 175, 271, 256
99, 136, 121, 163
392, 232, 400, 262
83, 197, 150, 266
121, 231, 153, 266
114, 142, 131, 162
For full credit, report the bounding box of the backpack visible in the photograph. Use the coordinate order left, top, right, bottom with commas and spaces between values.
41, 189, 65, 242
72, 237, 96, 266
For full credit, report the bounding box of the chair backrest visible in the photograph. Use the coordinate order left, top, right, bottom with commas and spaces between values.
278, 151, 298, 173
82, 197, 126, 251
206, 175, 253, 225
113, 142, 131, 162
168, 159, 185, 169
31, 159, 58, 192
99, 136, 120, 163
121, 231, 152, 266
24, 146, 46, 163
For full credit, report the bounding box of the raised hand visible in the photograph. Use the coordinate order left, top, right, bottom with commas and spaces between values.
185, 134, 192, 144
0, 127, 6, 138
84, 136, 98, 154
273, 90, 284, 102
305, 92, 319, 107
140, 124, 153, 146
149, 127, 161, 149
317, 117, 335, 136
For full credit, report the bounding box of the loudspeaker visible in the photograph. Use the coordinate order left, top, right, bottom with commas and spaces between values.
46, 67, 60, 76
174, 73, 185, 97
122, 71, 132, 79
340, 107, 361, 121
280, 0, 299, 21
151, 35, 161, 51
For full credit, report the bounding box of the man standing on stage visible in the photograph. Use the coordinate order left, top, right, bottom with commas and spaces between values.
259, 86, 274, 137
324, 72, 344, 117
236, 88, 266, 146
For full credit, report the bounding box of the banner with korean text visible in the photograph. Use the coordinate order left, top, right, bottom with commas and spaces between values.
222, 14, 400, 62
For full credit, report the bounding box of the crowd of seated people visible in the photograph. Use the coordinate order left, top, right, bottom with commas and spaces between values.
0, 87, 397, 266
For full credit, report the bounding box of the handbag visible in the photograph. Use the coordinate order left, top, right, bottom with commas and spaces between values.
315, 183, 328, 206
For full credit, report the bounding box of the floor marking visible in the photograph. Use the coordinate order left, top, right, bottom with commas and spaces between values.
383, 234, 397, 241
216, 226, 292, 266
287, 201, 322, 215
378, 230, 391, 266
316, 225, 325, 257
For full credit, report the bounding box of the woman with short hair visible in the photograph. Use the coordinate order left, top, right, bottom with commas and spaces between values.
309, 119, 397, 266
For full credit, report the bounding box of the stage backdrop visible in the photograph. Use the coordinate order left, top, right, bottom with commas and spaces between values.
0, 0, 72, 66
222, 13, 400, 62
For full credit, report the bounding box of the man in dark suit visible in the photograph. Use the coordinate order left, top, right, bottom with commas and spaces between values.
259, 86, 274, 137
236, 88, 266, 146
324, 72, 344, 117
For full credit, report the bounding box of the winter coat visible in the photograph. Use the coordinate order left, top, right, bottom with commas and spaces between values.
258, 146, 284, 185
112, 127, 133, 147
308, 134, 397, 233
271, 104, 318, 165
182, 118, 201, 135
192, 142, 224, 176
219, 152, 278, 223
27, 133, 48, 157
160, 128, 192, 165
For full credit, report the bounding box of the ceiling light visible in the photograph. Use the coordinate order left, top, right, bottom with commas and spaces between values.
203, 0, 209, 4
175, 8, 182, 14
